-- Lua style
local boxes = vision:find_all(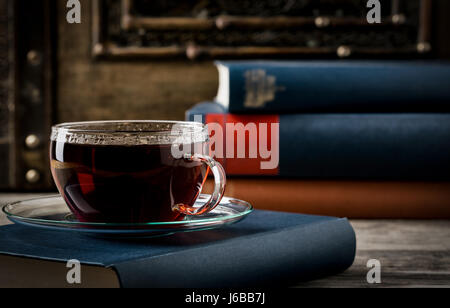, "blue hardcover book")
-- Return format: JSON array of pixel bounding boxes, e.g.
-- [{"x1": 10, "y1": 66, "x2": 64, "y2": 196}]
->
[
  {"x1": 187, "y1": 102, "x2": 450, "y2": 179},
  {"x1": 215, "y1": 61, "x2": 450, "y2": 113},
  {"x1": 0, "y1": 211, "x2": 356, "y2": 288}
]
